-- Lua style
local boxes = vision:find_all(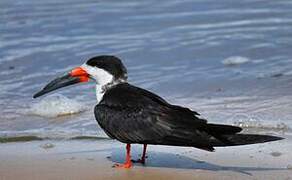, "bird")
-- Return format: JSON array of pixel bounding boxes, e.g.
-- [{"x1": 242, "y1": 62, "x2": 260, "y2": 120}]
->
[{"x1": 33, "y1": 55, "x2": 283, "y2": 168}]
